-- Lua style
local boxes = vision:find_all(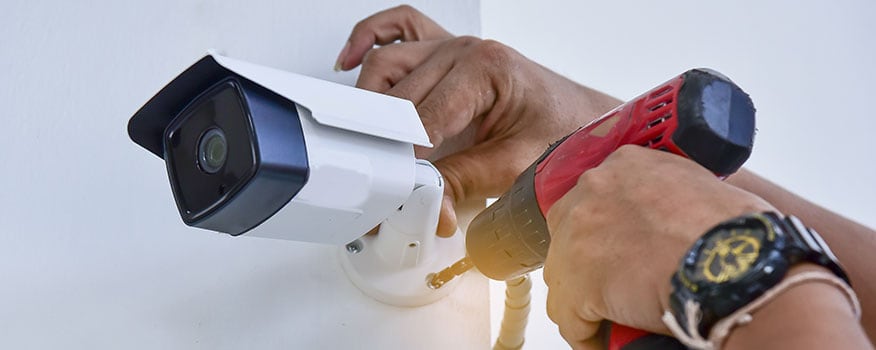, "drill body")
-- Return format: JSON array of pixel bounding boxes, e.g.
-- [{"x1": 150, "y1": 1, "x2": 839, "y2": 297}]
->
[{"x1": 464, "y1": 68, "x2": 756, "y2": 349}]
